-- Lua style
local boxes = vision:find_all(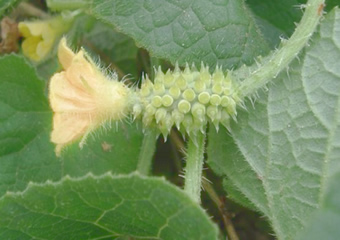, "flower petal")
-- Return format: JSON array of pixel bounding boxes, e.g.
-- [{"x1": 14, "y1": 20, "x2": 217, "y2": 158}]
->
[
  {"x1": 58, "y1": 37, "x2": 75, "y2": 69},
  {"x1": 21, "y1": 37, "x2": 41, "y2": 61},
  {"x1": 18, "y1": 22, "x2": 46, "y2": 37},
  {"x1": 66, "y1": 50, "x2": 108, "y2": 92},
  {"x1": 18, "y1": 17, "x2": 73, "y2": 62},
  {"x1": 49, "y1": 38, "x2": 132, "y2": 156},
  {"x1": 51, "y1": 112, "x2": 91, "y2": 156},
  {"x1": 49, "y1": 72, "x2": 96, "y2": 112}
]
